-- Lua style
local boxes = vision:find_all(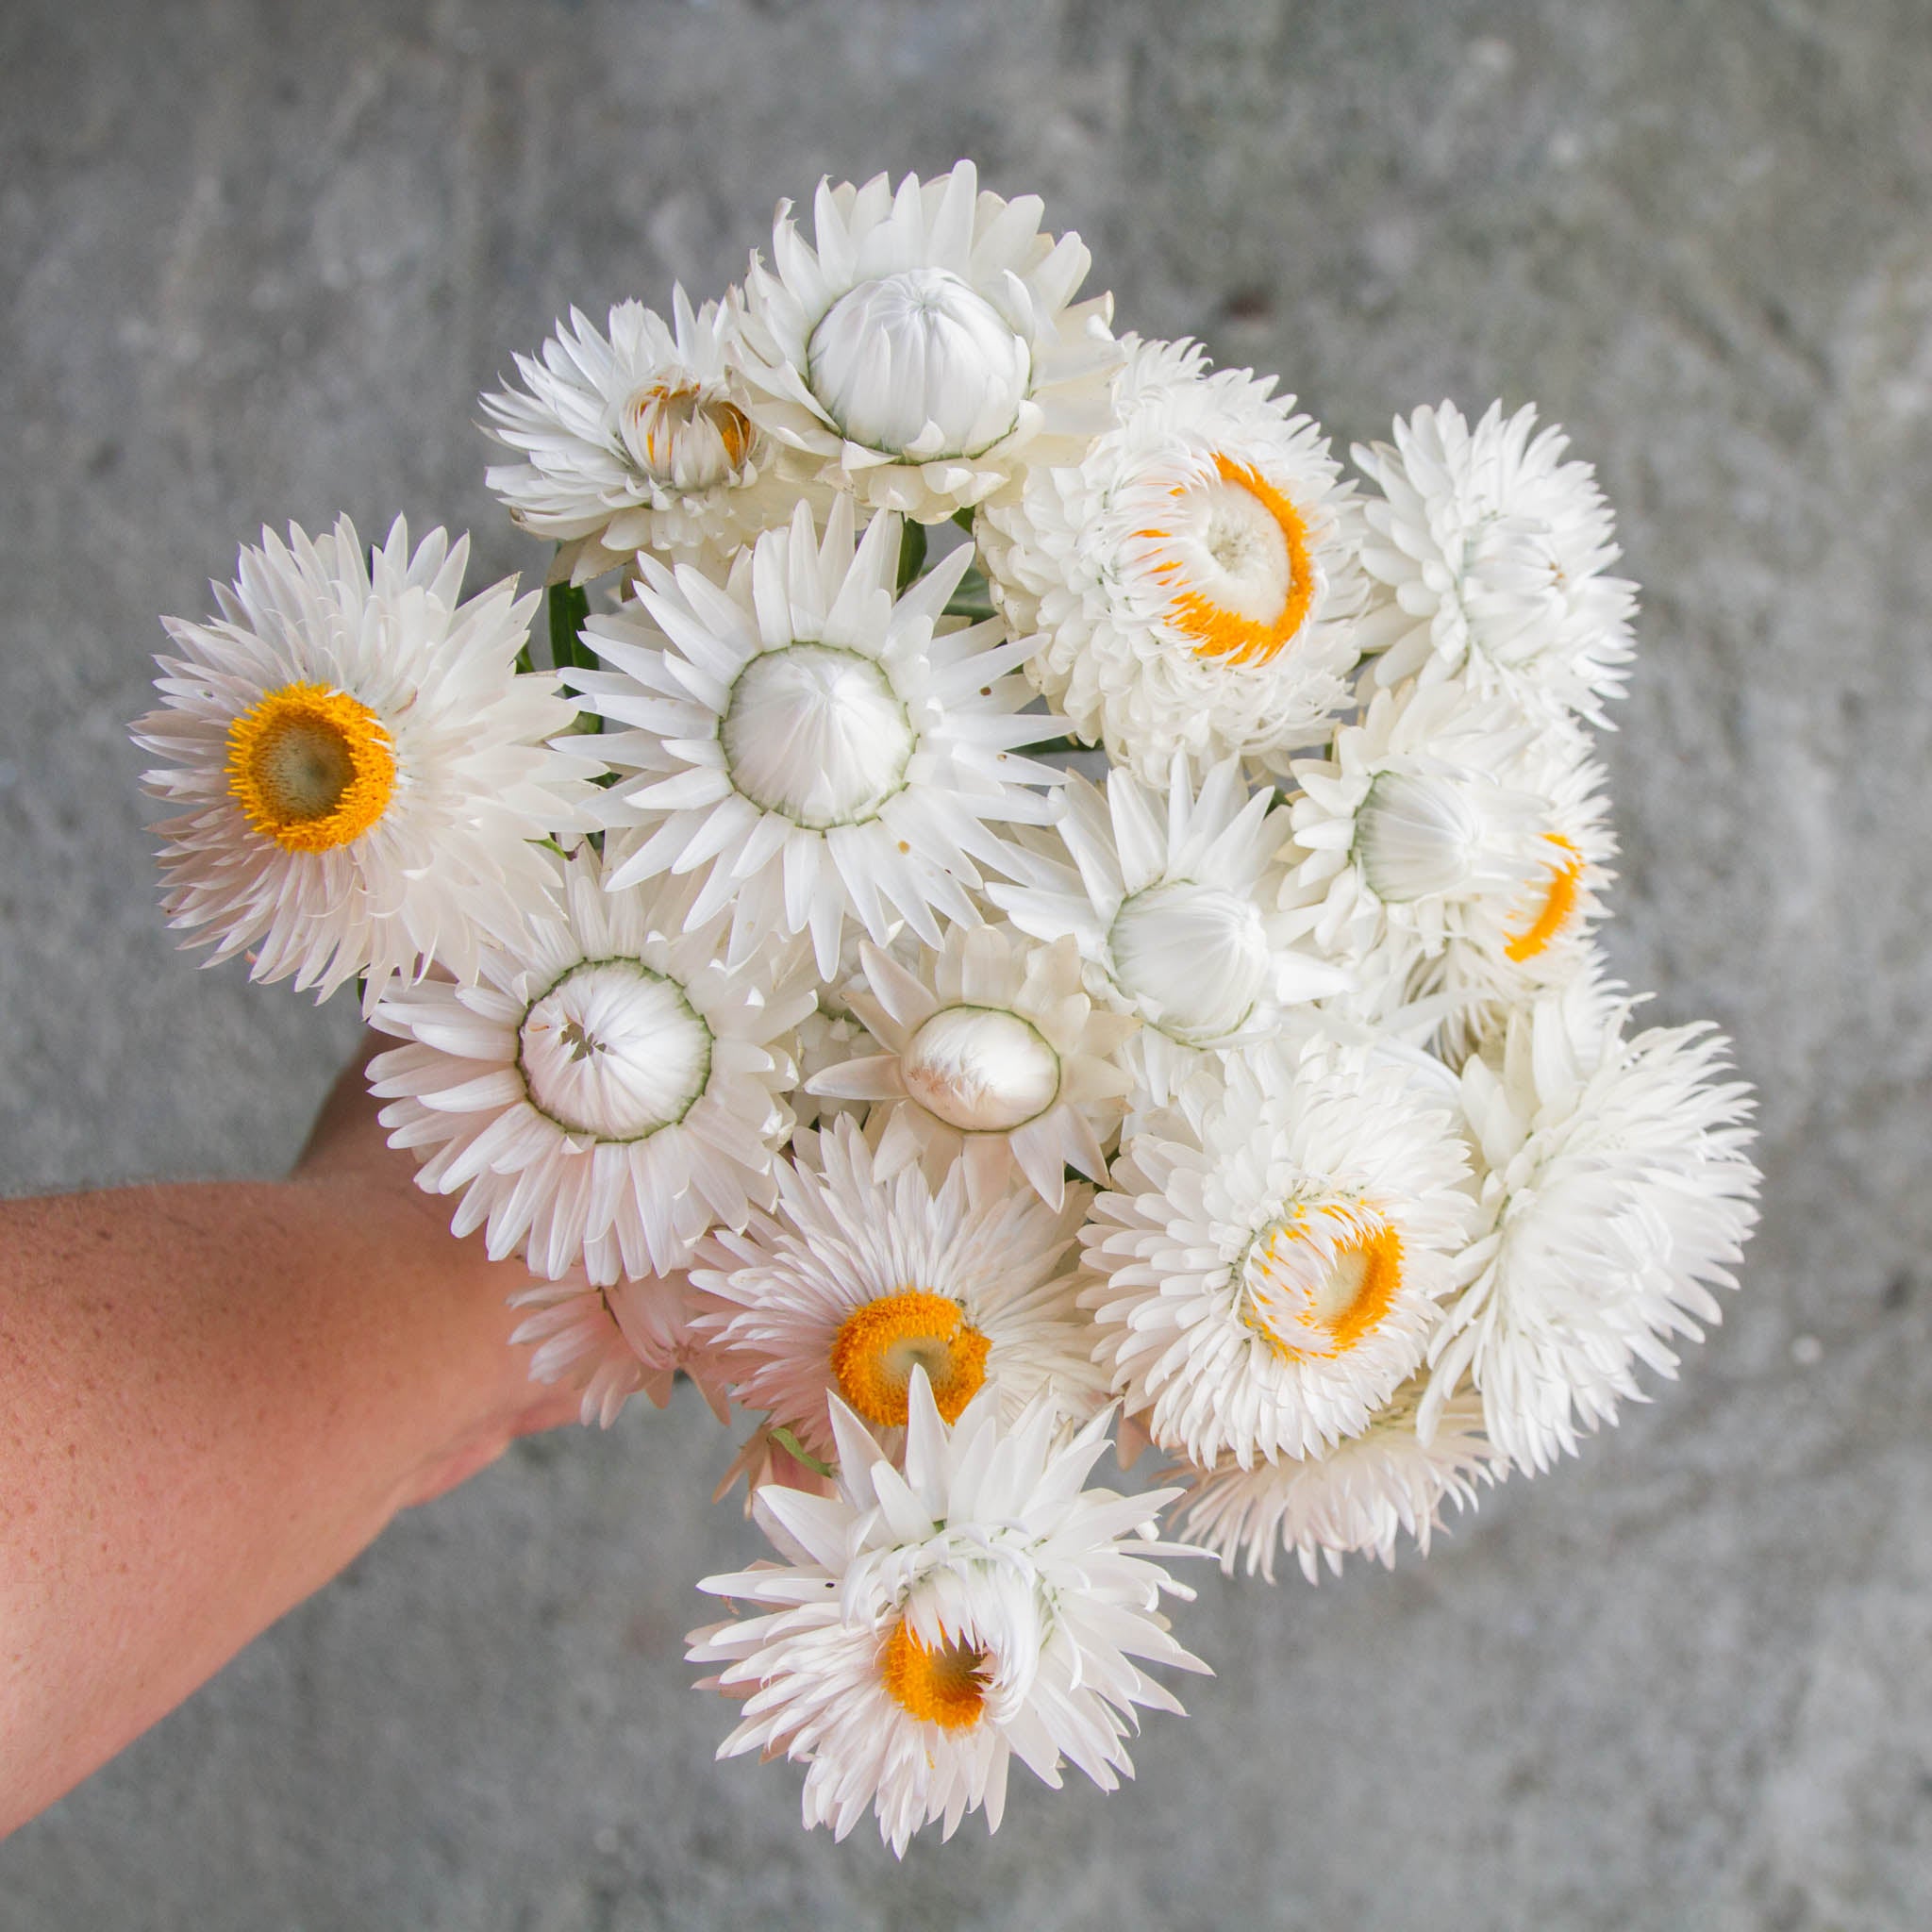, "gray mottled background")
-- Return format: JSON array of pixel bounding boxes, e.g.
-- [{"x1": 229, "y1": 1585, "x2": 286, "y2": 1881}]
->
[{"x1": 4, "y1": 0, "x2": 1929, "y2": 1925}]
